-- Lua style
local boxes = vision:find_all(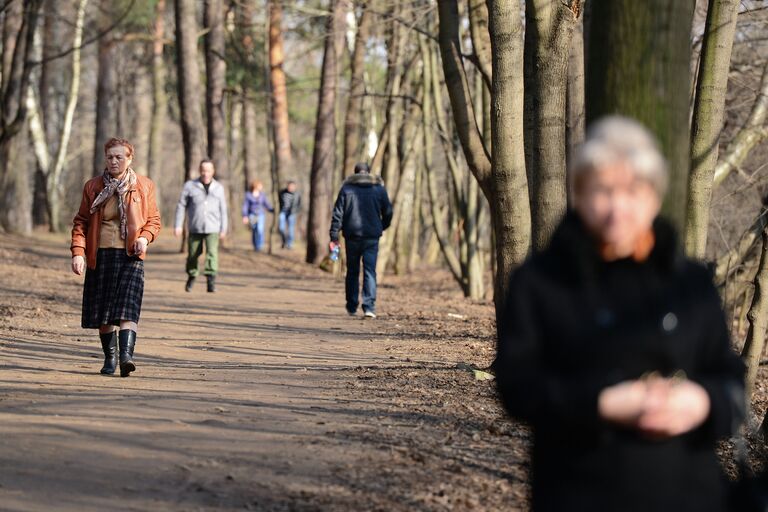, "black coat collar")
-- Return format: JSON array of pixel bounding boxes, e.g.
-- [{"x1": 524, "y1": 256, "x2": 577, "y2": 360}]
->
[{"x1": 544, "y1": 212, "x2": 683, "y2": 285}]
